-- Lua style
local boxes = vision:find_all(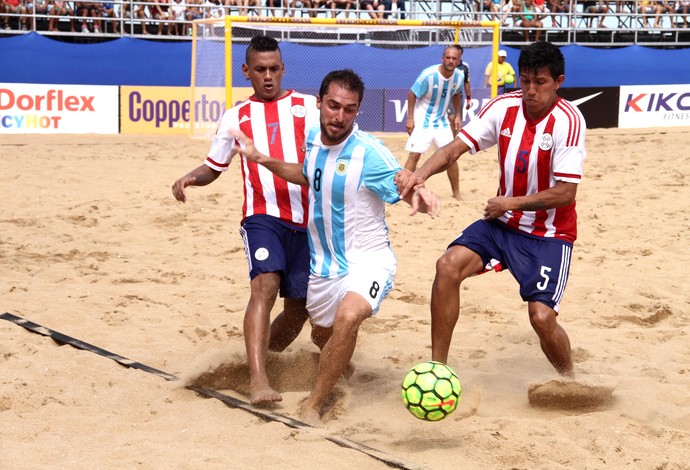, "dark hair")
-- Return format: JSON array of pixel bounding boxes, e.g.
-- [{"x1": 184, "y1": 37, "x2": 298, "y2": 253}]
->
[
  {"x1": 452, "y1": 44, "x2": 464, "y2": 54},
  {"x1": 518, "y1": 41, "x2": 565, "y2": 81},
  {"x1": 245, "y1": 35, "x2": 281, "y2": 64},
  {"x1": 318, "y1": 69, "x2": 365, "y2": 104}
]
